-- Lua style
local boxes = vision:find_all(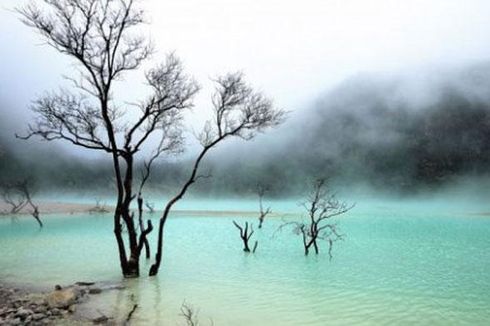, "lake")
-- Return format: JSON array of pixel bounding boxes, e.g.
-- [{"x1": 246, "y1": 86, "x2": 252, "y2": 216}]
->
[{"x1": 0, "y1": 198, "x2": 489, "y2": 325}]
